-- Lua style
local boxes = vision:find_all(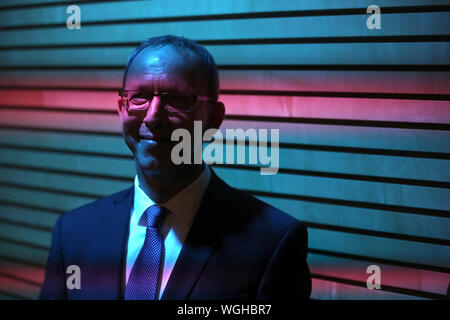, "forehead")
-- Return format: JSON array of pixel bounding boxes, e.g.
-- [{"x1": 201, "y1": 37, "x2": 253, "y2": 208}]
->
[{"x1": 125, "y1": 45, "x2": 208, "y2": 93}]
